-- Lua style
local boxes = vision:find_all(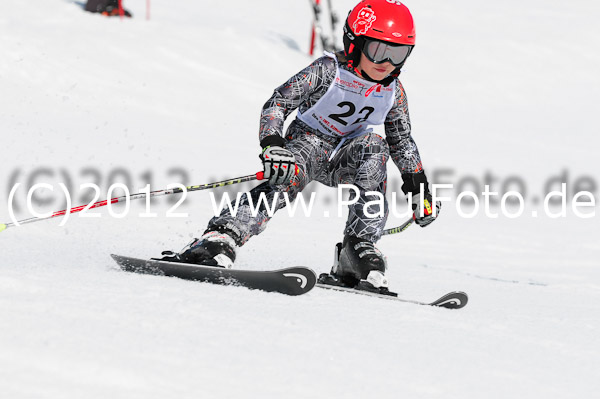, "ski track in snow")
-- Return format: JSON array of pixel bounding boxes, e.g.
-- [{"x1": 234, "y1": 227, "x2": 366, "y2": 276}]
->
[{"x1": 1, "y1": 0, "x2": 599, "y2": 398}]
